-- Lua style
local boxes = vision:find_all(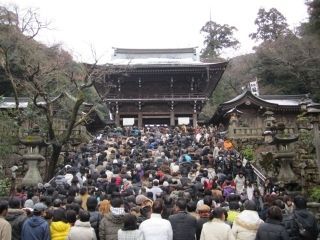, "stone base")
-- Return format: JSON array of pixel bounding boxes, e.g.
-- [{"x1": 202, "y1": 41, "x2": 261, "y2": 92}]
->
[{"x1": 22, "y1": 160, "x2": 43, "y2": 186}]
